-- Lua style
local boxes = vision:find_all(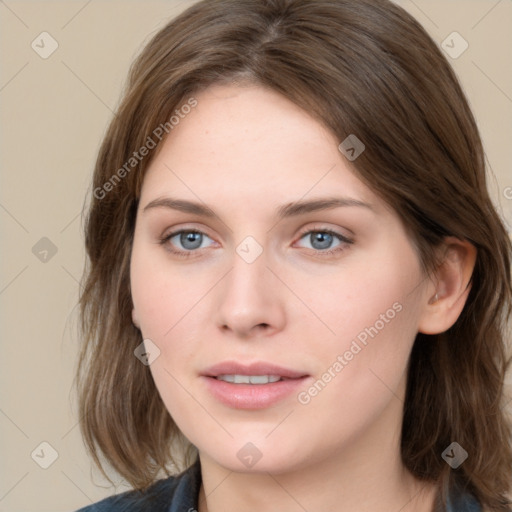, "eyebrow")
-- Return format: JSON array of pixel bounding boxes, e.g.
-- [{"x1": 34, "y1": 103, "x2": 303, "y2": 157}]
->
[
  {"x1": 142, "y1": 196, "x2": 373, "y2": 218},
  {"x1": 276, "y1": 197, "x2": 373, "y2": 217}
]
